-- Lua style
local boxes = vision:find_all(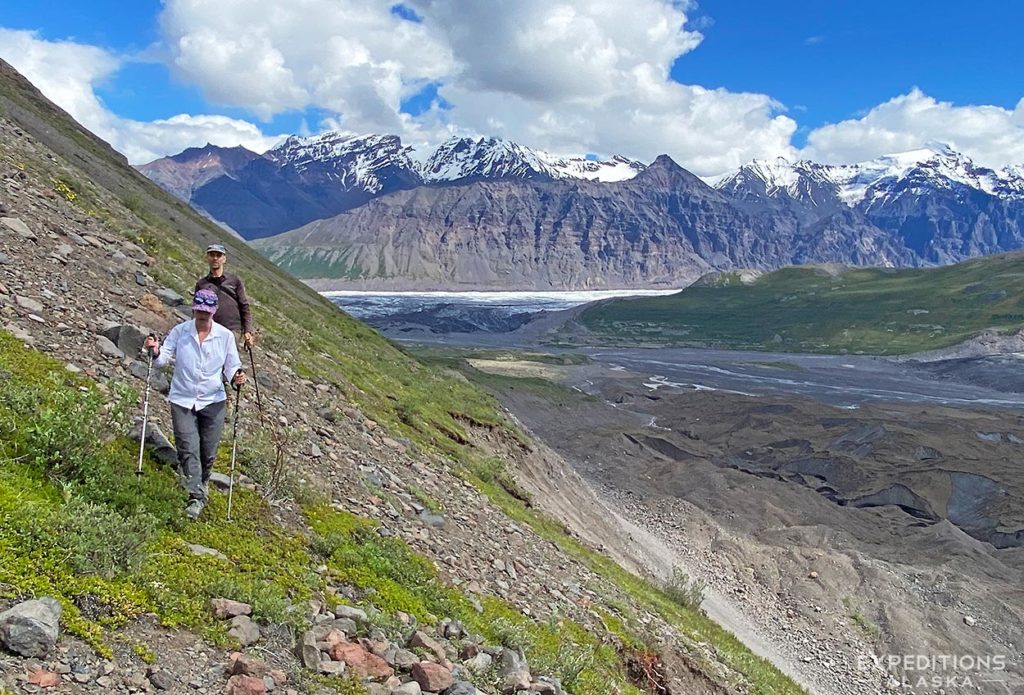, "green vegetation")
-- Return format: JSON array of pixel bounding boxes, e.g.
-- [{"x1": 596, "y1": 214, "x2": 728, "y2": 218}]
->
[
  {"x1": 663, "y1": 567, "x2": 706, "y2": 611},
  {"x1": 410, "y1": 346, "x2": 593, "y2": 407},
  {"x1": 0, "y1": 332, "x2": 639, "y2": 694},
  {"x1": 578, "y1": 256, "x2": 1024, "y2": 354}
]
